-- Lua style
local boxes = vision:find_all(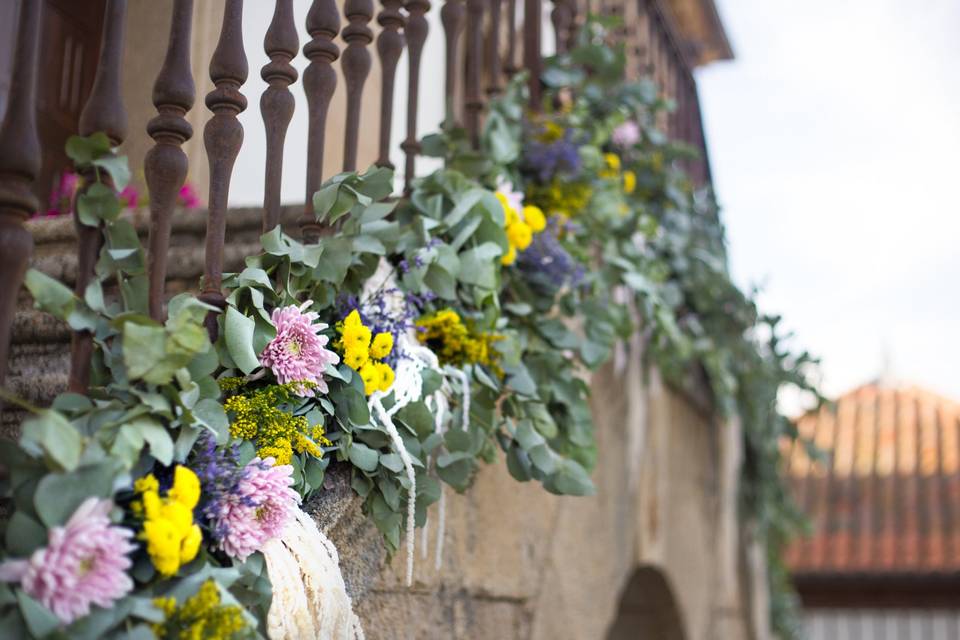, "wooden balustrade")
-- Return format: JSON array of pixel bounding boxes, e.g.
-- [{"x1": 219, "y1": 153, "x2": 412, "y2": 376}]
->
[
  {"x1": 261, "y1": 0, "x2": 299, "y2": 233},
  {"x1": 440, "y1": 0, "x2": 465, "y2": 127},
  {"x1": 341, "y1": 0, "x2": 374, "y2": 172},
  {"x1": 551, "y1": 0, "x2": 574, "y2": 54},
  {"x1": 402, "y1": 0, "x2": 430, "y2": 194},
  {"x1": 486, "y1": 0, "x2": 503, "y2": 98},
  {"x1": 199, "y1": 0, "x2": 248, "y2": 341},
  {"x1": 464, "y1": 0, "x2": 486, "y2": 147},
  {"x1": 301, "y1": 0, "x2": 340, "y2": 241},
  {"x1": 0, "y1": 0, "x2": 42, "y2": 390},
  {"x1": 376, "y1": 0, "x2": 406, "y2": 169},
  {"x1": 145, "y1": 0, "x2": 195, "y2": 321},
  {"x1": 524, "y1": 0, "x2": 543, "y2": 110},
  {"x1": 504, "y1": 0, "x2": 519, "y2": 77},
  {"x1": 70, "y1": 0, "x2": 129, "y2": 393}
]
